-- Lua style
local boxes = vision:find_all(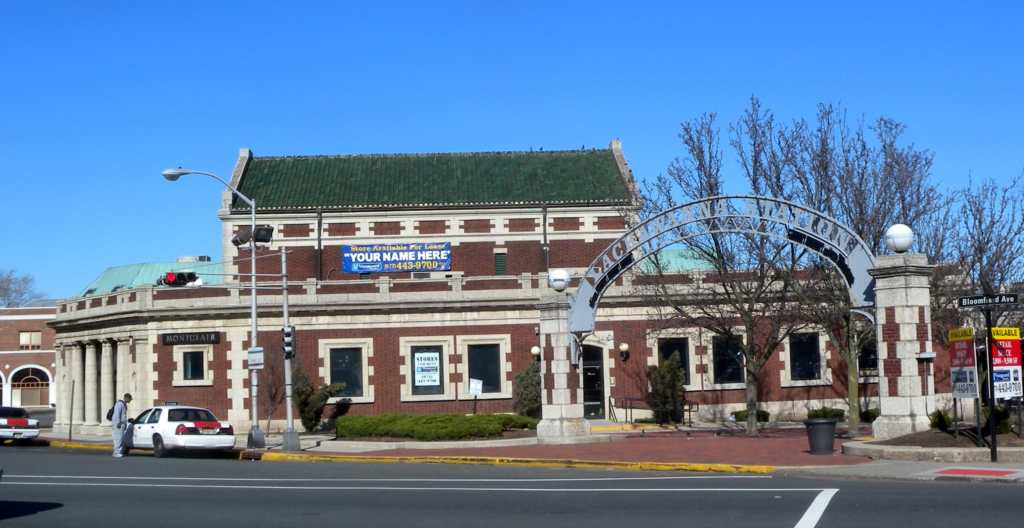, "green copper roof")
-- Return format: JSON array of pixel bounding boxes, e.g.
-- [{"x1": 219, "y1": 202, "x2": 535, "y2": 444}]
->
[
  {"x1": 233, "y1": 148, "x2": 631, "y2": 210},
  {"x1": 79, "y1": 262, "x2": 224, "y2": 296}
]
